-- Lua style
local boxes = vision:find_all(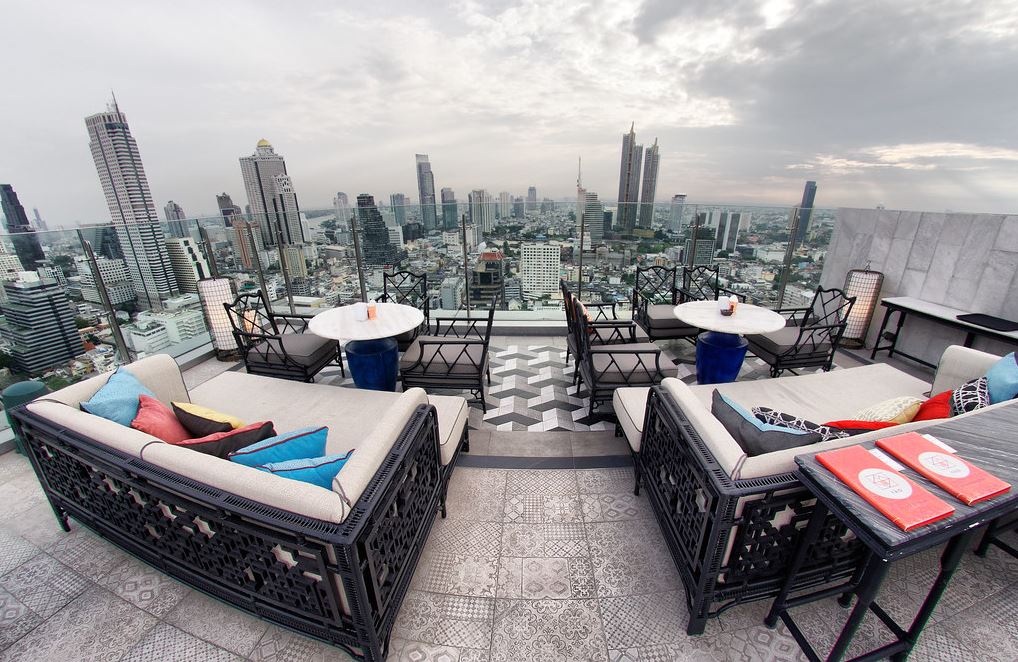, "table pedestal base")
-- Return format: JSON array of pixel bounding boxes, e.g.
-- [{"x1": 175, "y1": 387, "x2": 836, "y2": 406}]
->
[
  {"x1": 695, "y1": 331, "x2": 748, "y2": 384},
  {"x1": 345, "y1": 338, "x2": 399, "y2": 391}
]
